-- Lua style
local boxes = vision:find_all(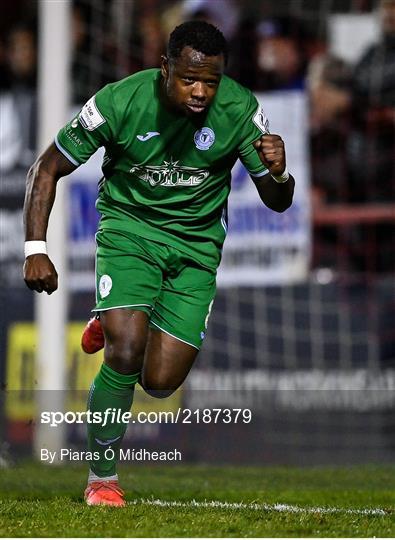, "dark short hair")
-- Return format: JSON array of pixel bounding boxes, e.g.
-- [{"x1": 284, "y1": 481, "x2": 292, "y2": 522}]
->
[{"x1": 167, "y1": 21, "x2": 228, "y2": 64}]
